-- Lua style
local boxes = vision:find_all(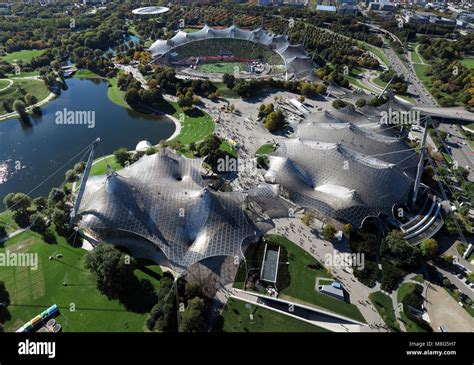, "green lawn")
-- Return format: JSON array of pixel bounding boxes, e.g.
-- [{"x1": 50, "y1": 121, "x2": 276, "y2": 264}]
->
[
  {"x1": 0, "y1": 210, "x2": 19, "y2": 234},
  {"x1": 0, "y1": 79, "x2": 11, "y2": 89},
  {"x1": 166, "y1": 101, "x2": 215, "y2": 144},
  {"x1": 460, "y1": 57, "x2": 474, "y2": 70},
  {"x1": 183, "y1": 28, "x2": 200, "y2": 33},
  {"x1": 0, "y1": 78, "x2": 50, "y2": 116},
  {"x1": 265, "y1": 234, "x2": 366, "y2": 323},
  {"x1": 1, "y1": 49, "x2": 45, "y2": 64},
  {"x1": 397, "y1": 282, "x2": 427, "y2": 332},
  {"x1": 411, "y1": 50, "x2": 422, "y2": 64},
  {"x1": 196, "y1": 62, "x2": 246, "y2": 75},
  {"x1": 0, "y1": 230, "x2": 163, "y2": 332},
  {"x1": 74, "y1": 69, "x2": 101, "y2": 79},
  {"x1": 107, "y1": 76, "x2": 130, "y2": 110},
  {"x1": 255, "y1": 143, "x2": 275, "y2": 156},
  {"x1": 413, "y1": 63, "x2": 432, "y2": 85},
  {"x1": 90, "y1": 156, "x2": 123, "y2": 177},
  {"x1": 369, "y1": 291, "x2": 400, "y2": 332},
  {"x1": 213, "y1": 81, "x2": 239, "y2": 99},
  {"x1": 345, "y1": 69, "x2": 375, "y2": 94},
  {"x1": 221, "y1": 297, "x2": 328, "y2": 332}
]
